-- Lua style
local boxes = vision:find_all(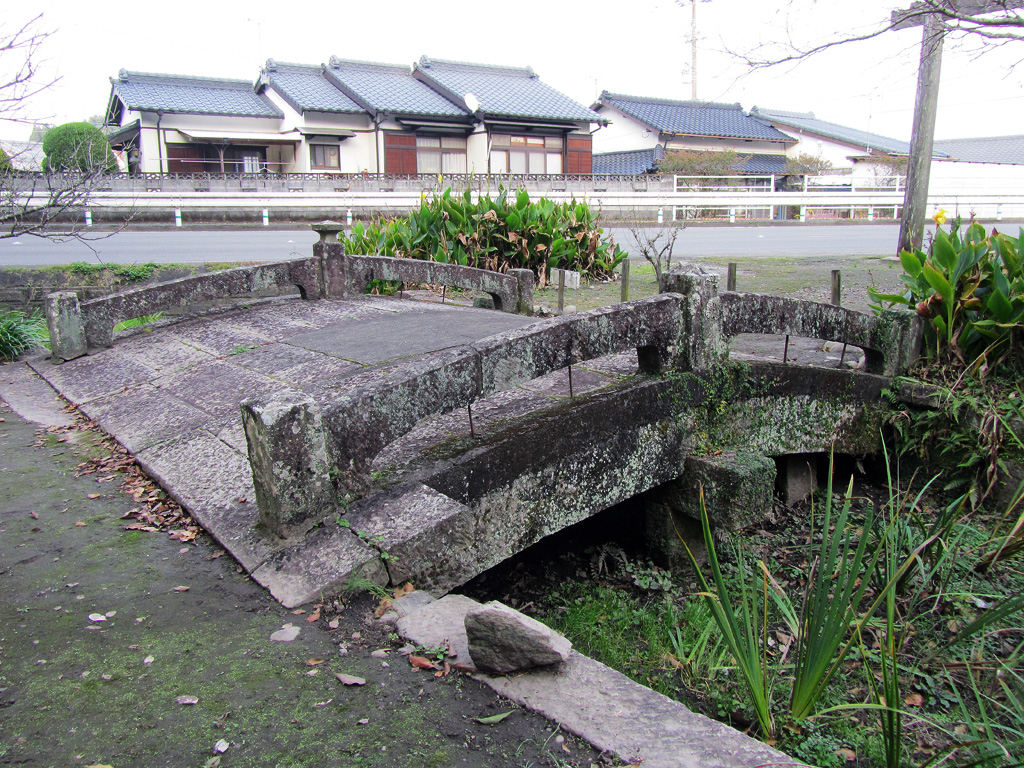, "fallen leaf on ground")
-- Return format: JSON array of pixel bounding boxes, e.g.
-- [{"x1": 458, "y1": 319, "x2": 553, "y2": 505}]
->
[
  {"x1": 306, "y1": 609, "x2": 320, "y2": 622},
  {"x1": 29, "y1": 511, "x2": 38, "y2": 519},
  {"x1": 87, "y1": 494, "x2": 100, "y2": 499},
  {"x1": 328, "y1": 619, "x2": 340, "y2": 629},
  {"x1": 357, "y1": 718, "x2": 369, "y2": 725},
  {"x1": 905, "y1": 693, "x2": 924, "y2": 707},
  {"x1": 305, "y1": 658, "x2": 325, "y2": 666},
  {"x1": 203, "y1": 758, "x2": 221, "y2": 768},
  {"x1": 213, "y1": 739, "x2": 229, "y2": 753},
  {"x1": 393, "y1": 582, "x2": 415, "y2": 599},
  {"x1": 172, "y1": 586, "x2": 189, "y2": 592},
  {"x1": 409, "y1": 655, "x2": 438, "y2": 671},
  {"x1": 87, "y1": 614, "x2": 106, "y2": 622},
  {"x1": 475, "y1": 711, "x2": 513, "y2": 725},
  {"x1": 143, "y1": 655, "x2": 154, "y2": 664},
  {"x1": 75, "y1": 521, "x2": 86, "y2": 526},
  {"x1": 291, "y1": 609, "x2": 306, "y2": 615},
  {"x1": 270, "y1": 624, "x2": 300, "y2": 642},
  {"x1": 177, "y1": 695, "x2": 199, "y2": 705},
  {"x1": 838, "y1": 748, "x2": 857, "y2": 762},
  {"x1": 335, "y1": 673, "x2": 366, "y2": 686}
]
